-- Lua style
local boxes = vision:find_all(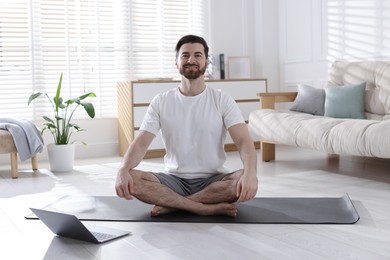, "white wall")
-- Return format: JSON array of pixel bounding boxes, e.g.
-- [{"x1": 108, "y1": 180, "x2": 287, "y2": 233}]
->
[
  {"x1": 256, "y1": 0, "x2": 280, "y2": 90},
  {"x1": 208, "y1": 0, "x2": 280, "y2": 88},
  {"x1": 278, "y1": 0, "x2": 329, "y2": 92}
]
